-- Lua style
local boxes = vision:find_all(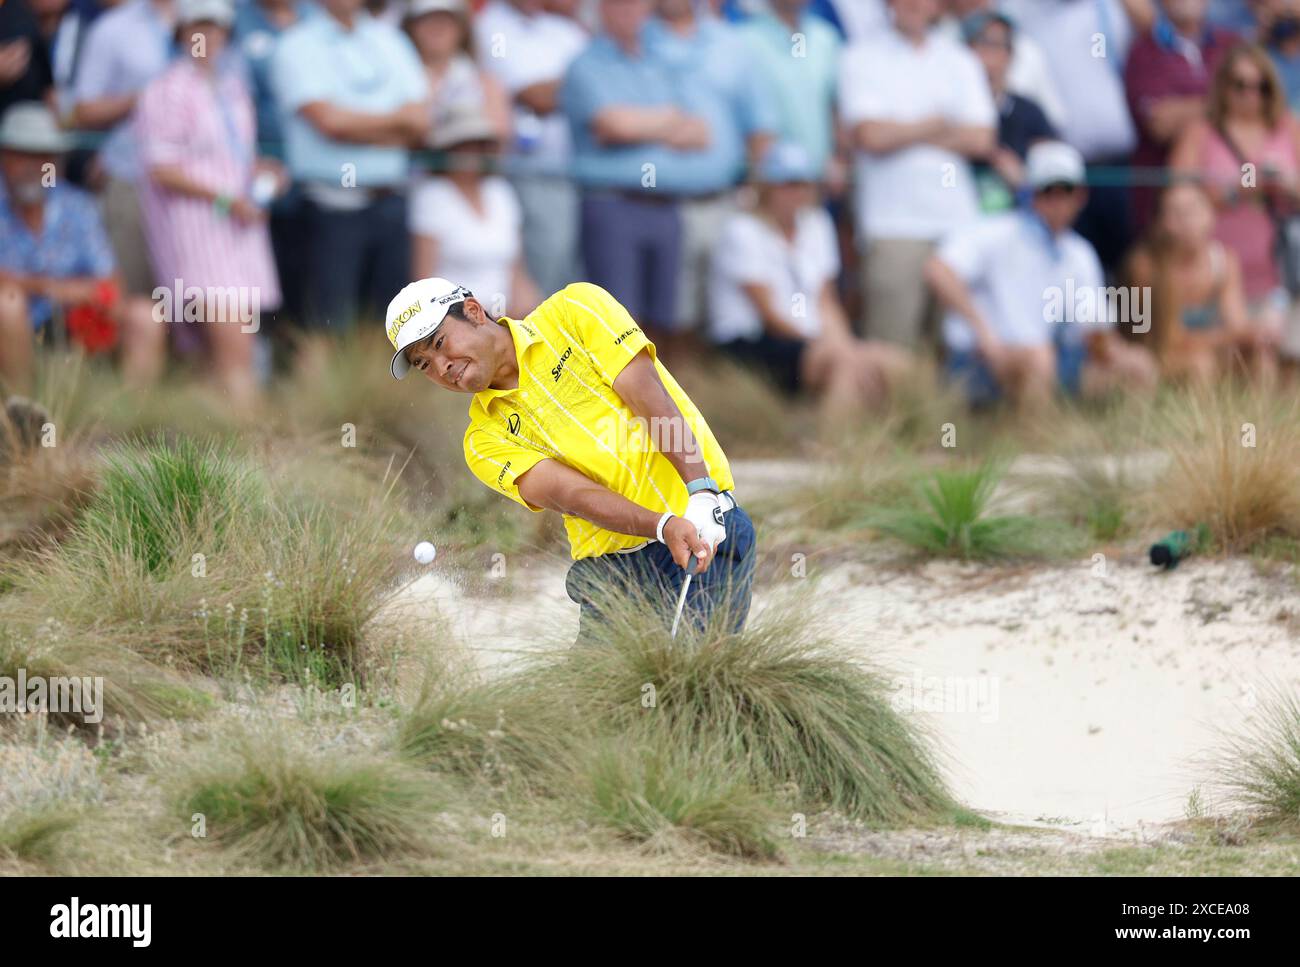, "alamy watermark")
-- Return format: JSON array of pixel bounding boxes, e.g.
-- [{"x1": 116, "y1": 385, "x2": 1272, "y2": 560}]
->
[
  {"x1": 151, "y1": 279, "x2": 261, "y2": 333},
  {"x1": 1043, "y1": 281, "x2": 1150, "y2": 334},
  {"x1": 891, "y1": 671, "x2": 1000, "y2": 724},
  {"x1": 1, "y1": 669, "x2": 104, "y2": 725}
]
